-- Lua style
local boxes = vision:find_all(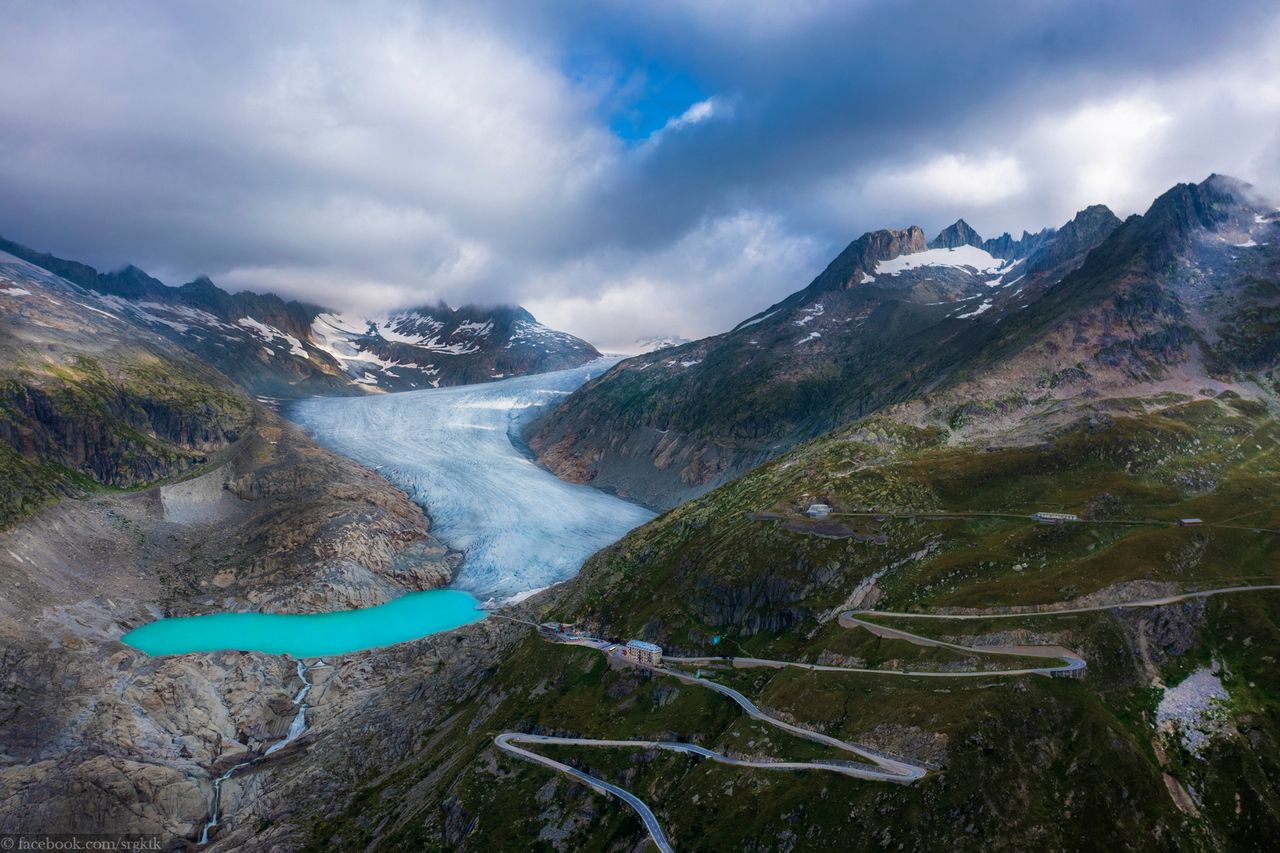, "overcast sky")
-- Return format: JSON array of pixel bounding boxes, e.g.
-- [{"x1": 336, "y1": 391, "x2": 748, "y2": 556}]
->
[{"x1": 2, "y1": 1, "x2": 1279, "y2": 350}]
